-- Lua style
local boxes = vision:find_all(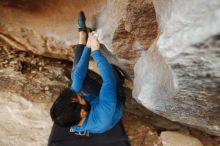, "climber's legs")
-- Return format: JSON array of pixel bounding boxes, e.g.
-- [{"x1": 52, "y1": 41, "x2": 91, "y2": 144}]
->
[
  {"x1": 72, "y1": 31, "x2": 87, "y2": 69},
  {"x1": 72, "y1": 10, "x2": 87, "y2": 68}
]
